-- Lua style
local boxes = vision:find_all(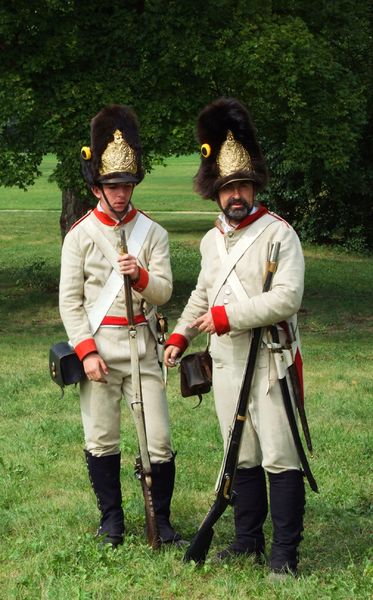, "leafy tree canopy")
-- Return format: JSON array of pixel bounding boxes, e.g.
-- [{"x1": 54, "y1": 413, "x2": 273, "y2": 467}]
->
[{"x1": 0, "y1": 0, "x2": 371, "y2": 247}]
